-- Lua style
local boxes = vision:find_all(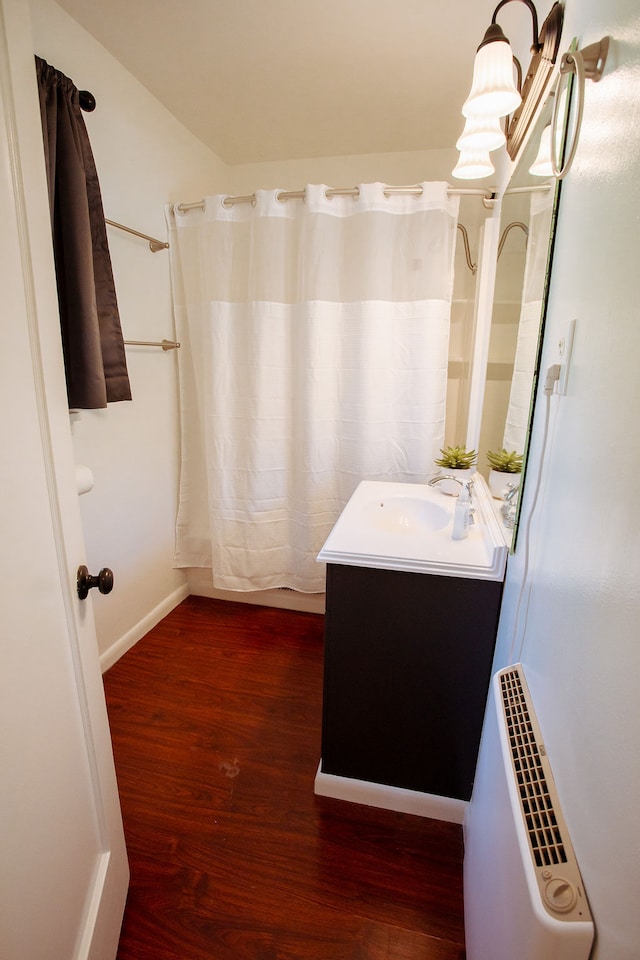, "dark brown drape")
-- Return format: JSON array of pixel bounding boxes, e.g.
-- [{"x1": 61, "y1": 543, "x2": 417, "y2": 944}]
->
[{"x1": 35, "y1": 56, "x2": 131, "y2": 409}]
